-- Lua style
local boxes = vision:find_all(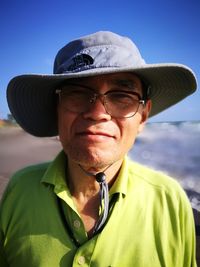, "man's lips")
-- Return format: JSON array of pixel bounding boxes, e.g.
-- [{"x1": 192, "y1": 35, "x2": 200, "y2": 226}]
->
[{"x1": 76, "y1": 130, "x2": 115, "y2": 139}]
